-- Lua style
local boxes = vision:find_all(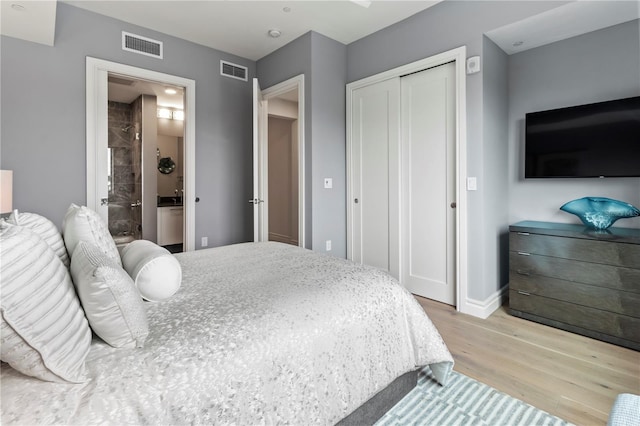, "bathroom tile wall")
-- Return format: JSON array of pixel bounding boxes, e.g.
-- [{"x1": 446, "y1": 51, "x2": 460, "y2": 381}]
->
[
  {"x1": 130, "y1": 96, "x2": 143, "y2": 239},
  {"x1": 107, "y1": 100, "x2": 137, "y2": 237}
]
